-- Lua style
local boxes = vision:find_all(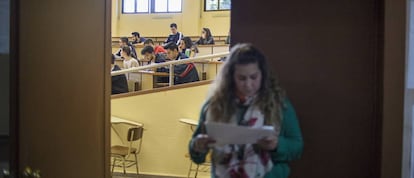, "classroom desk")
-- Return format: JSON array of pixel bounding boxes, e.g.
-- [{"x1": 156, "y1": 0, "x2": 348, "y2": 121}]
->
[
  {"x1": 112, "y1": 61, "x2": 222, "y2": 91},
  {"x1": 111, "y1": 116, "x2": 143, "y2": 126},
  {"x1": 111, "y1": 116, "x2": 143, "y2": 145},
  {"x1": 179, "y1": 118, "x2": 198, "y2": 131}
]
